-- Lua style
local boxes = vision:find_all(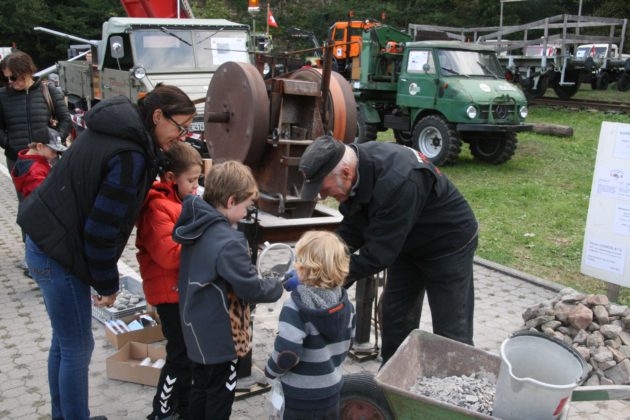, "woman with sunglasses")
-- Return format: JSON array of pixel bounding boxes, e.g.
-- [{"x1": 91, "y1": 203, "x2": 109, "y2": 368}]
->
[
  {"x1": 0, "y1": 50, "x2": 71, "y2": 176},
  {"x1": 17, "y1": 83, "x2": 196, "y2": 420},
  {"x1": 0, "y1": 51, "x2": 72, "y2": 271}
]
